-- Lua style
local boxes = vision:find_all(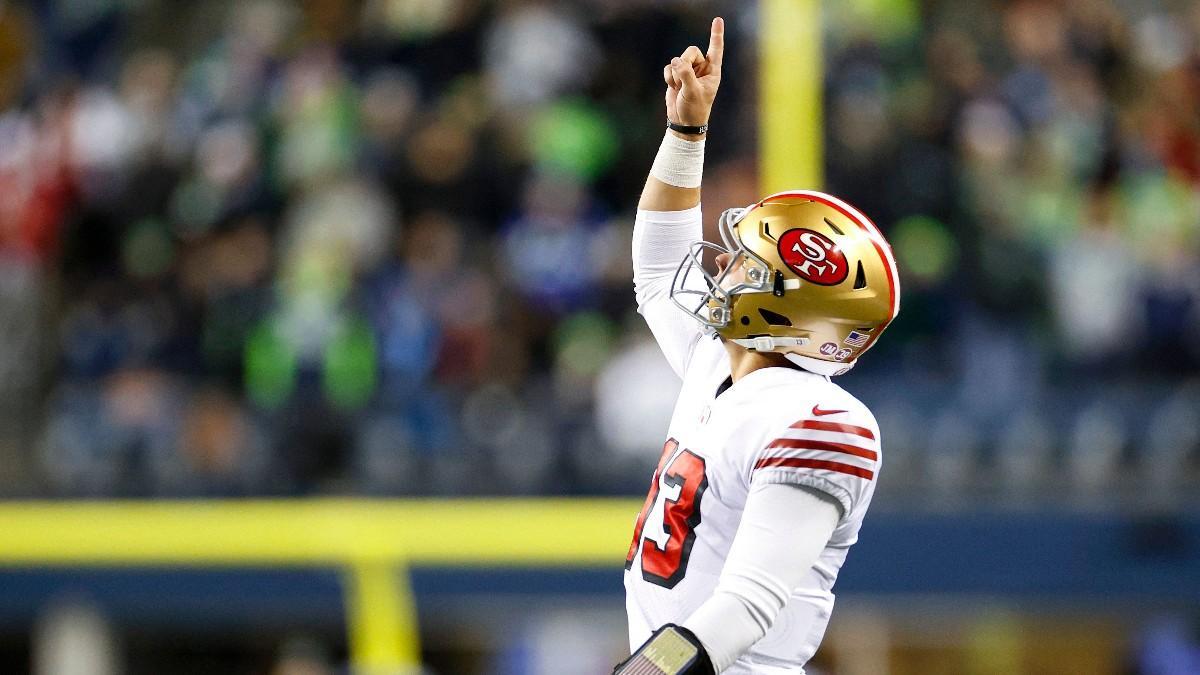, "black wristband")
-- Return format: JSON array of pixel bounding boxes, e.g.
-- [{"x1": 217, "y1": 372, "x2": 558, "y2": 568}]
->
[{"x1": 667, "y1": 120, "x2": 708, "y2": 135}]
